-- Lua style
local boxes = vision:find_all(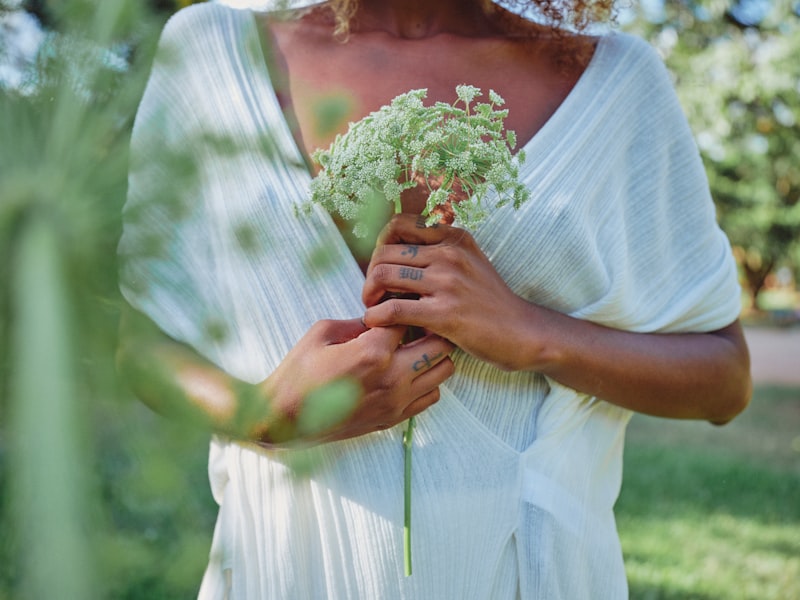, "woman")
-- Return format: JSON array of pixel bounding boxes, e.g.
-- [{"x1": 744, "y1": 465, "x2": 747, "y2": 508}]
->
[{"x1": 118, "y1": 0, "x2": 752, "y2": 597}]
